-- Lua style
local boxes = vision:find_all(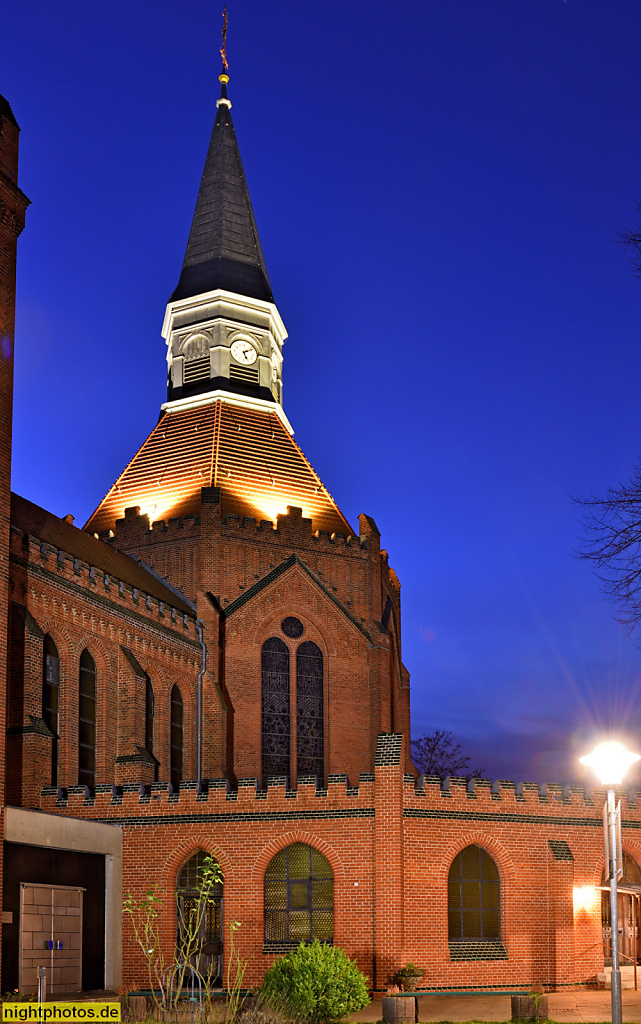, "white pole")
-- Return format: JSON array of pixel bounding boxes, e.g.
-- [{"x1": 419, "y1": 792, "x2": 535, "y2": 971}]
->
[{"x1": 609, "y1": 788, "x2": 622, "y2": 1024}]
